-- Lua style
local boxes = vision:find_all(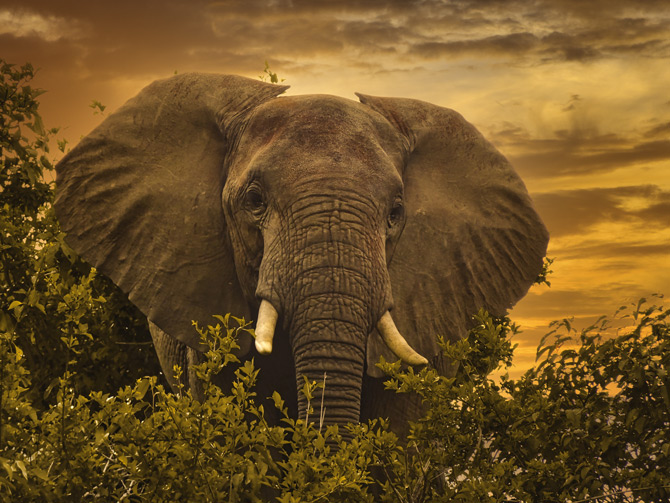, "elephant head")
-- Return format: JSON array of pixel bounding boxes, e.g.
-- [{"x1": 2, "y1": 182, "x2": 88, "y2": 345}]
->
[{"x1": 55, "y1": 73, "x2": 548, "y2": 429}]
